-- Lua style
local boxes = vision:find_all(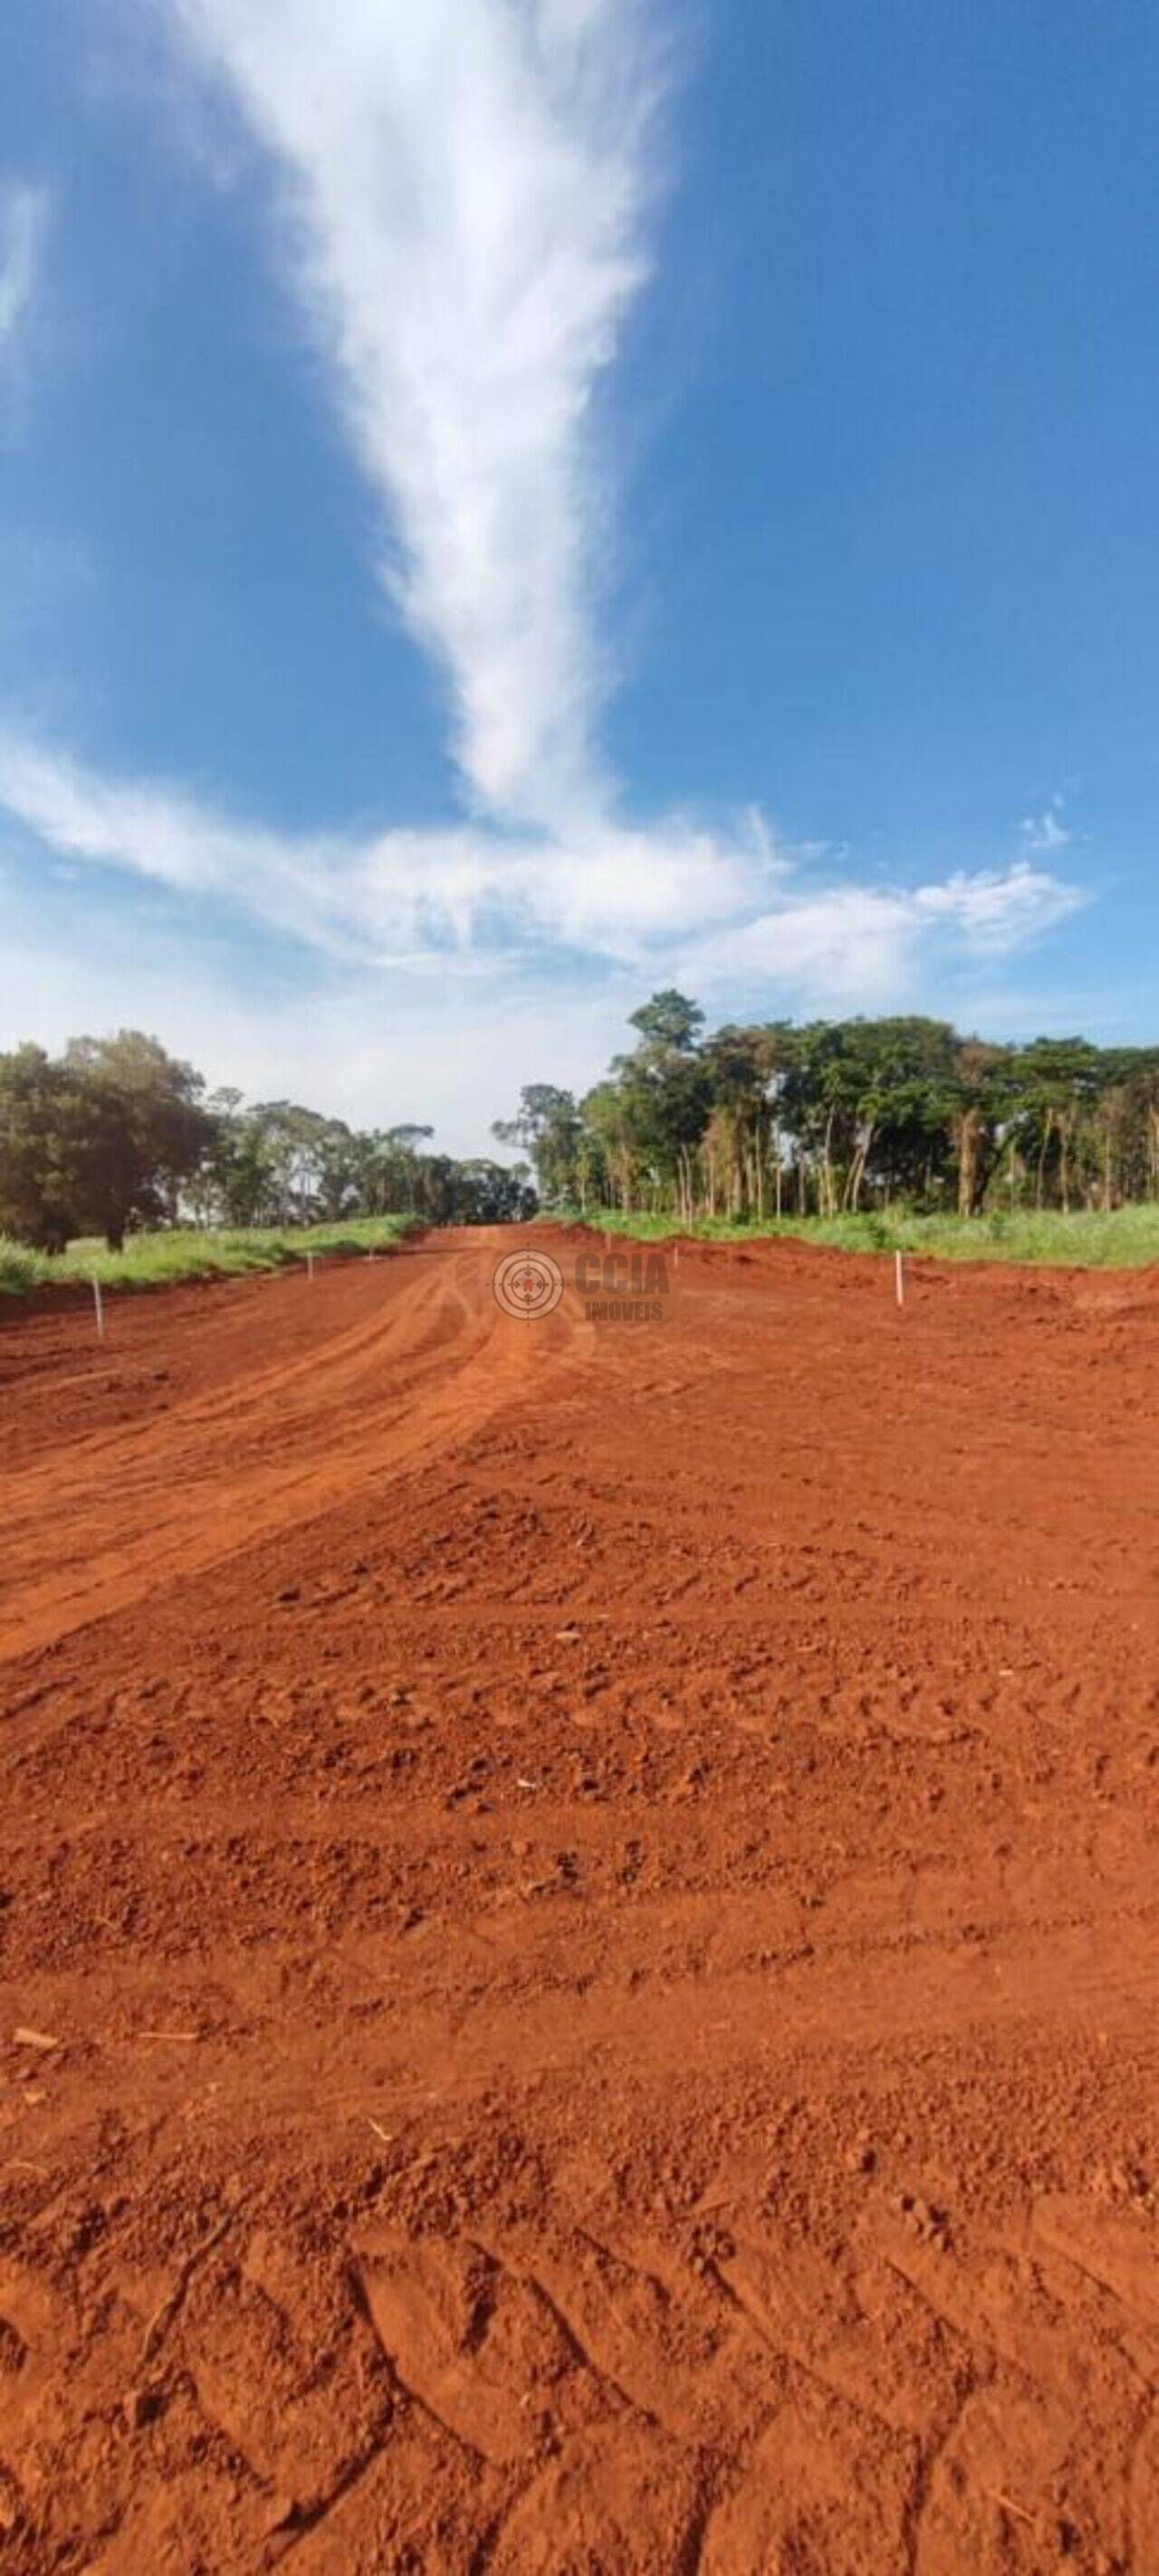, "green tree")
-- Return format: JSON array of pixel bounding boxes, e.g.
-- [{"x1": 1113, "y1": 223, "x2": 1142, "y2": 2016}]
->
[
  {"x1": 627, "y1": 990, "x2": 704, "y2": 1054},
  {"x1": 0, "y1": 1044, "x2": 80, "y2": 1251},
  {"x1": 1013, "y1": 1039, "x2": 1106, "y2": 1213},
  {"x1": 610, "y1": 992, "x2": 711, "y2": 1222},
  {"x1": 492, "y1": 1086, "x2": 584, "y2": 1206},
  {"x1": 62, "y1": 1033, "x2": 211, "y2": 1248}
]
